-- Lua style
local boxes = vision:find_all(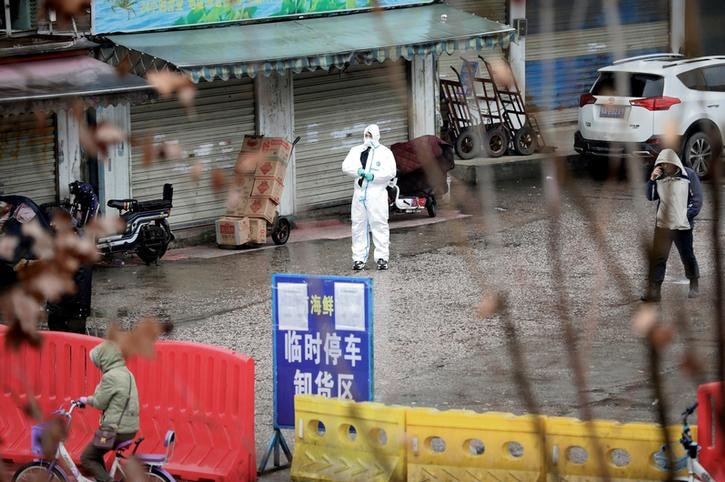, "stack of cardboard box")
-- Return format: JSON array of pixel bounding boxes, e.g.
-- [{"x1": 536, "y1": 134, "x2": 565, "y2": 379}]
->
[{"x1": 215, "y1": 135, "x2": 292, "y2": 248}]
